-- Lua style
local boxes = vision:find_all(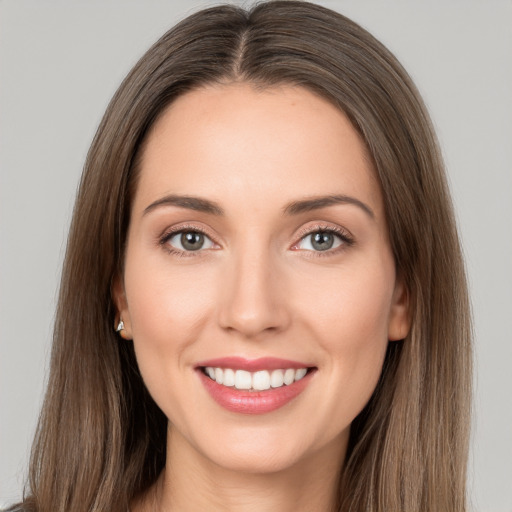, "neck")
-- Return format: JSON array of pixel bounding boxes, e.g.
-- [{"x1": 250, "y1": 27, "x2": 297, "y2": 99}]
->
[{"x1": 134, "y1": 424, "x2": 346, "y2": 512}]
